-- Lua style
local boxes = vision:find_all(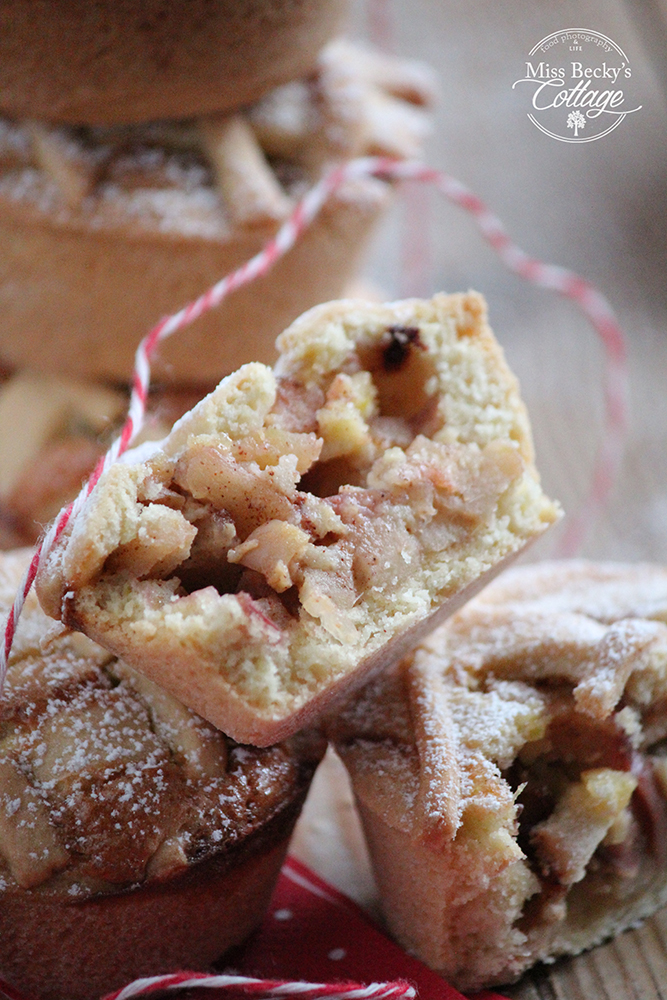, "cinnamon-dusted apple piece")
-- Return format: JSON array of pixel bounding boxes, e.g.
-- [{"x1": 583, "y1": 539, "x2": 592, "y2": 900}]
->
[
  {"x1": 37, "y1": 293, "x2": 559, "y2": 745},
  {"x1": 330, "y1": 561, "x2": 667, "y2": 991}
]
